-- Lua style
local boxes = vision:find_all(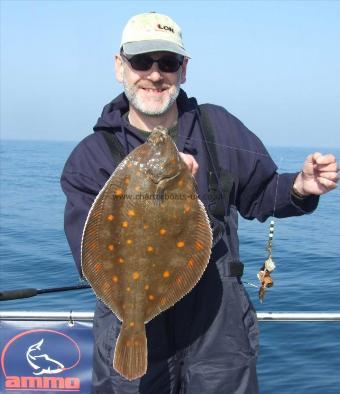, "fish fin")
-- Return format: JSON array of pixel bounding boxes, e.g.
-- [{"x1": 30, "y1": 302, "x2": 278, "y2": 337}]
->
[{"x1": 113, "y1": 323, "x2": 147, "y2": 381}]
